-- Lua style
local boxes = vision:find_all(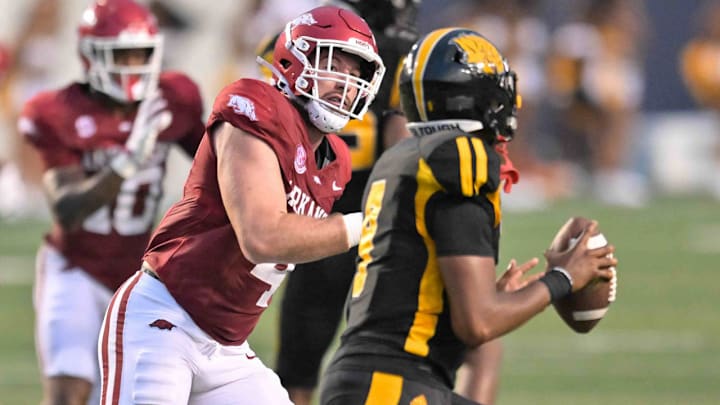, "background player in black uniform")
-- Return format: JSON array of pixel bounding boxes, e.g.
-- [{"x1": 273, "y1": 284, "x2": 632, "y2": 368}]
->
[
  {"x1": 319, "y1": 27, "x2": 617, "y2": 405},
  {"x1": 274, "y1": 2, "x2": 419, "y2": 404}
]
